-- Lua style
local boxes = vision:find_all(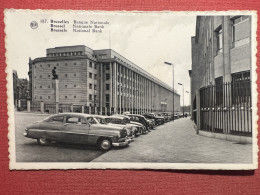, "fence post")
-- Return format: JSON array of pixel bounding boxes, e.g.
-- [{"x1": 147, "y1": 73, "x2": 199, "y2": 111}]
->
[
  {"x1": 40, "y1": 101, "x2": 44, "y2": 114},
  {"x1": 70, "y1": 104, "x2": 73, "y2": 112},
  {"x1": 18, "y1": 99, "x2": 21, "y2": 108},
  {"x1": 27, "y1": 100, "x2": 30, "y2": 112},
  {"x1": 196, "y1": 89, "x2": 201, "y2": 134},
  {"x1": 56, "y1": 102, "x2": 59, "y2": 114},
  {"x1": 81, "y1": 105, "x2": 84, "y2": 113}
]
